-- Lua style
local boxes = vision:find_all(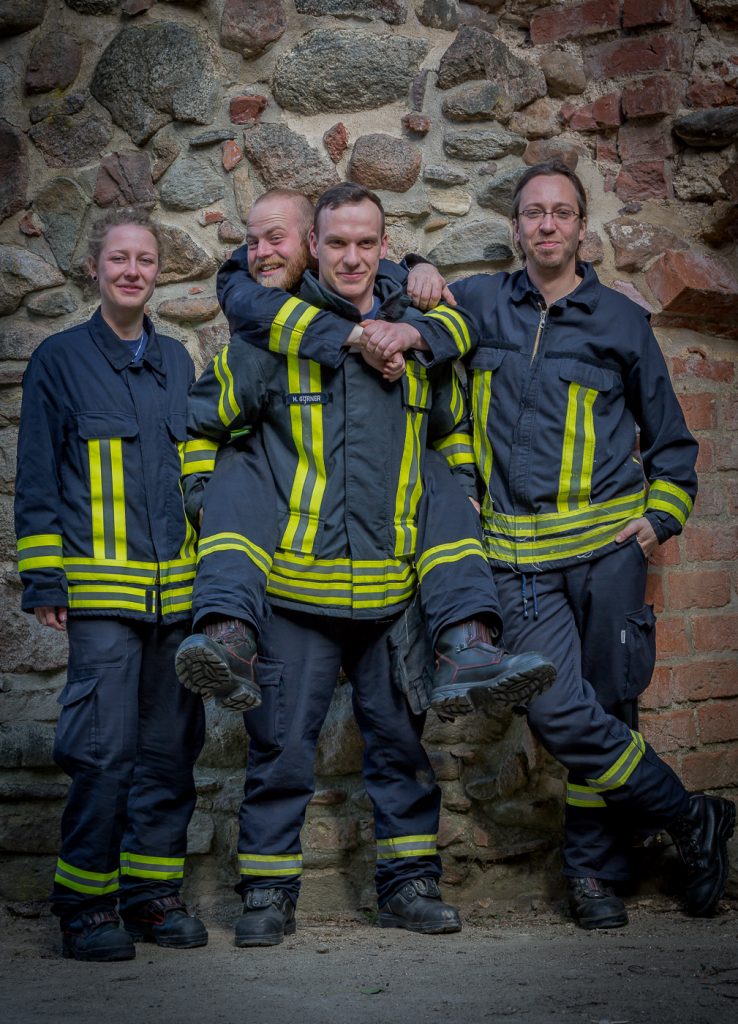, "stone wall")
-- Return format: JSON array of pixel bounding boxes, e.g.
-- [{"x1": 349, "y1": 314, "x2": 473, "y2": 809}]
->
[{"x1": 1, "y1": 0, "x2": 736, "y2": 917}]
